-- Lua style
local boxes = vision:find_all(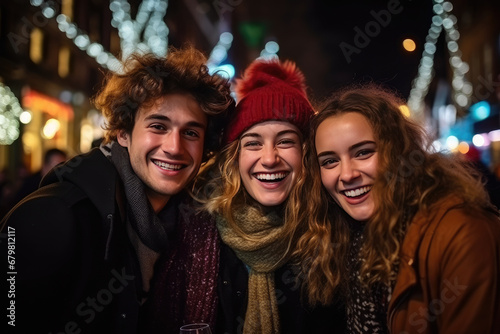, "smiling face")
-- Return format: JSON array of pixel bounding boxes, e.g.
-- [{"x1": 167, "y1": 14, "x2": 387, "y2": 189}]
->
[
  {"x1": 315, "y1": 112, "x2": 378, "y2": 222},
  {"x1": 238, "y1": 121, "x2": 303, "y2": 207},
  {"x1": 117, "y1": 92, "x2": 207, "y2": 212}
]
